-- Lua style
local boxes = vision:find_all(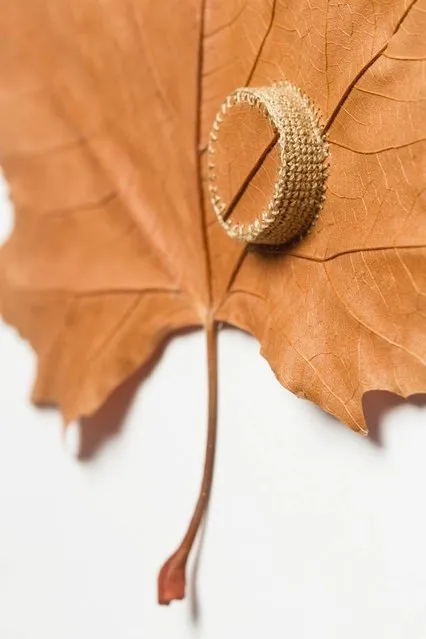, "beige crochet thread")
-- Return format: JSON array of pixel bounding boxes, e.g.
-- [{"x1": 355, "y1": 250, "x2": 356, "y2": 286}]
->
[{"x1": 208, "y1": 82, "x2": 329, "y2": 245}]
